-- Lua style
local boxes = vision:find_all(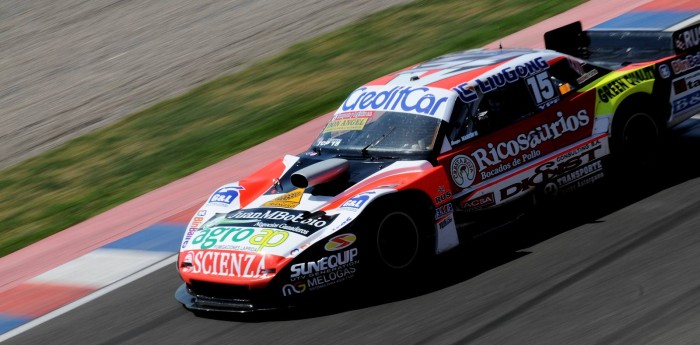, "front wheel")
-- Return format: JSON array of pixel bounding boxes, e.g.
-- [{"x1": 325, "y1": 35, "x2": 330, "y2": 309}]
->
[
  {"x1": 359, "y1": 199, "x2": 431, "y2": 280},
  {"x1": 375, "y1": 210, "x2": 421, "y2": 270}
]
